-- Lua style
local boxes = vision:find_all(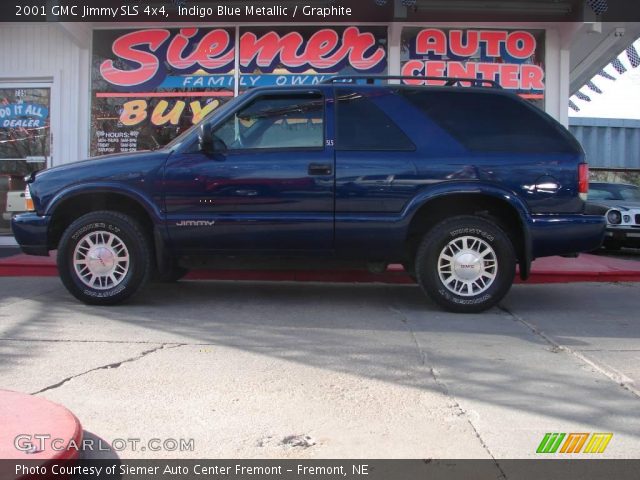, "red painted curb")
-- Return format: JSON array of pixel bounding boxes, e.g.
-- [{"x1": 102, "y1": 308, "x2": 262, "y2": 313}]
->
[
  {"x1": 519, "y1": 272, "x2": 640, "y2": 284},
  {"x1": 0, "y1": 390, "x2": 82, "y2": 479},
  {"x1": 0, "y1": 253, "x2": 639, "y2": 284}
]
